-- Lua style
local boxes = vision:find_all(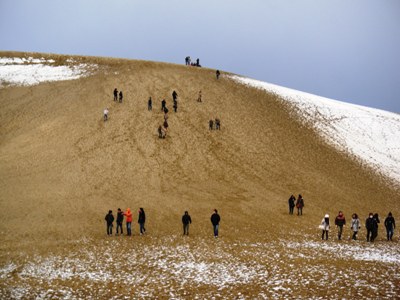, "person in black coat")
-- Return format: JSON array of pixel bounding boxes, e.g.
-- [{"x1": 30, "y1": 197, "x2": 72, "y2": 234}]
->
[
  {"x1": 113, "y1": 88, "x2": 118, "y2": 101},
  {"x1": 172, "y1": 90, "x2": 178, "y2": 101},
  {"x1": 288, "y1": 195, "x2": 295, "y2": 215},
  {"x1": 216, "y1": 70, "x2": 220, "y2": 79},
  {"x1": 384, "y1": 212, "x2": 396, "y2": 241},
  {"x1": 138, "y1": 208, "x2": 146, "y2": 235},
  {"x1": 211, "y1": 209, "x2": 221, "y2": 237},
  {"x1": 366, "y1": 213, "x2": 378, "y2": 242},
  {"x1": 371, "y1": 213, "x2": 380, "y2": 241},
  {"x1": 105, "y1": 210, "x2": 114, "y2": 236},
  {"x1": 148, "y1": 97, "x2": 152, "y2": 111},
  {"x1": 161, "y1": 99, "x2": 166, "y2": 112},
  {"x1": 182, "y1": 211, "x2": 192, "y2": 235},
  {"x1": 119, "y1": 91, "x2": 123, "y2": 103},
  {"x1": 116, "y1": 208, "x2": 124, "y2": 235}
]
